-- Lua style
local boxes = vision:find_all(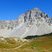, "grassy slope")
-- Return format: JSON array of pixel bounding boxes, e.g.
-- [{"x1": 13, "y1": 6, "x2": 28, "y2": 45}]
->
[
  {"x1": 0, "y1": 34, "x2": 52, "y2": 52},
  {"x1": 0, "y1": 37, "x2": 24, "y2": 48}
]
